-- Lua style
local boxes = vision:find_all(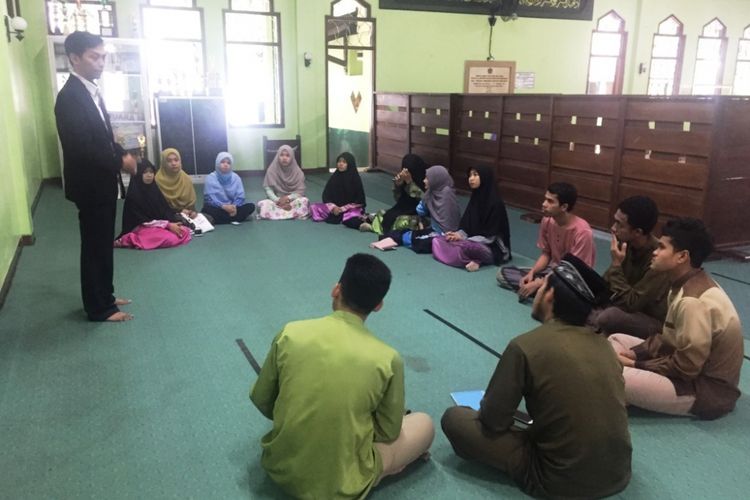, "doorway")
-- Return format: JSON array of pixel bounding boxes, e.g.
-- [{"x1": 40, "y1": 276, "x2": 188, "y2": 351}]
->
[{"x1": 325, "y1": 0, "x2": 376, "y2": 168}]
